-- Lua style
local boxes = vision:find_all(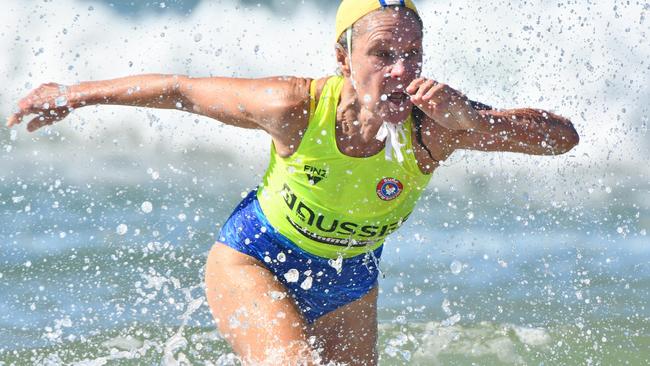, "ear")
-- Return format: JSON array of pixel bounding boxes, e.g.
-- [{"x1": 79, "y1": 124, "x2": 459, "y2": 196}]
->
[{"x1": 335, "y1": 44, "x2": 351, "y2": 77}]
